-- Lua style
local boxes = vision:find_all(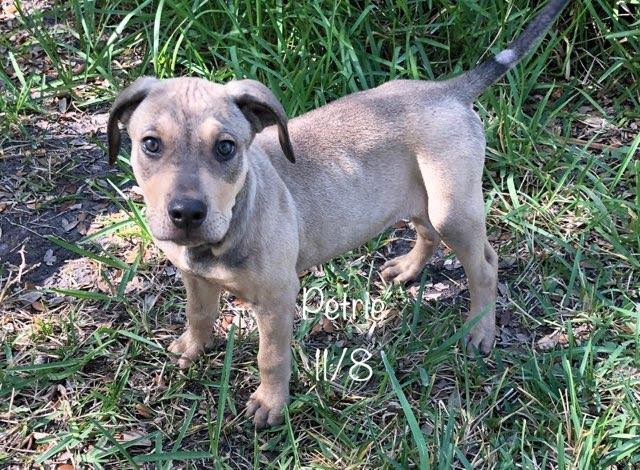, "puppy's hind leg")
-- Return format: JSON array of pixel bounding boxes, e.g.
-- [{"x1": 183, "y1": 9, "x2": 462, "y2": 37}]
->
[
  {"x1": 381, "y1": 214, "x2": 441, "y2": 284},
  {"x1": 417, "y1": 154, "x2": 498, "y2": 354}
]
